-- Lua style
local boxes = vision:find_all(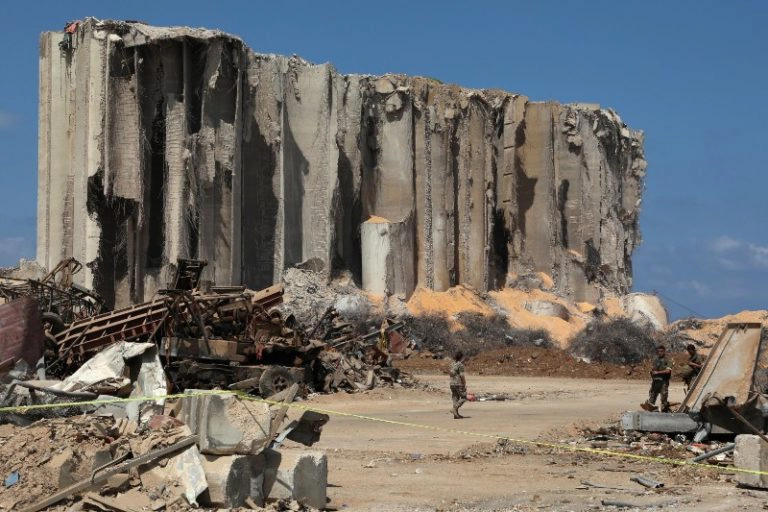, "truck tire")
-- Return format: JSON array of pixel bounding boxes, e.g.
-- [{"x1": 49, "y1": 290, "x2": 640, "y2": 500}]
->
[
  {"x1": 259, "y1": 366, "x2": 295, "y2": 397},
  {"x1": 41, "y1": 312, "x2": 65, "y2": 335}
]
